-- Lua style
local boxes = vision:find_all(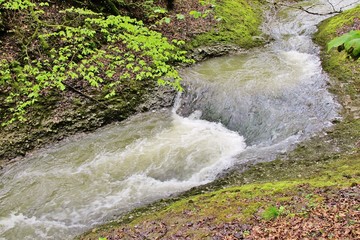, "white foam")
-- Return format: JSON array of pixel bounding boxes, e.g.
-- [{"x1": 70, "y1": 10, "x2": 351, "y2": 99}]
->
[
  {"x1": 0, "y1": 212, "x2": 86, "y2": 240},
  {"x1": 0, "y1": 111, "x2": 246, "y2": 239}
]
